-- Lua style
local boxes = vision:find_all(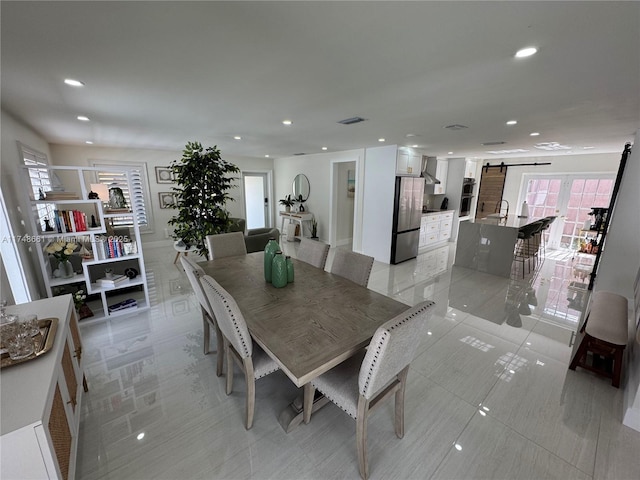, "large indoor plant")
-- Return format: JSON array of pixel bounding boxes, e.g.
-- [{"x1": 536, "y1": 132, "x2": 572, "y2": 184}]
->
[{"x1": 168, "y1": 142, "x2": 239, "y2": 258}]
